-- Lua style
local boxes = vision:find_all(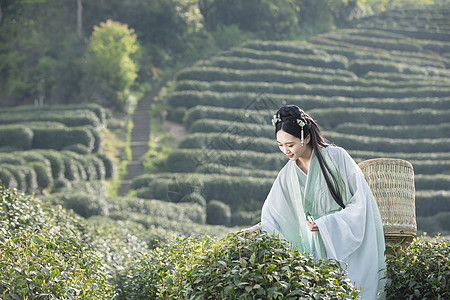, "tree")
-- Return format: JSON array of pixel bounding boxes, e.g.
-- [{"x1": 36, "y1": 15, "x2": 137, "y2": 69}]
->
[
  {"x1": 82, "y1": 19, "x2": 140, "y2": 112},
  {"x1": 199, "y1": 0, "x2": 300, "y2": 39}
]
